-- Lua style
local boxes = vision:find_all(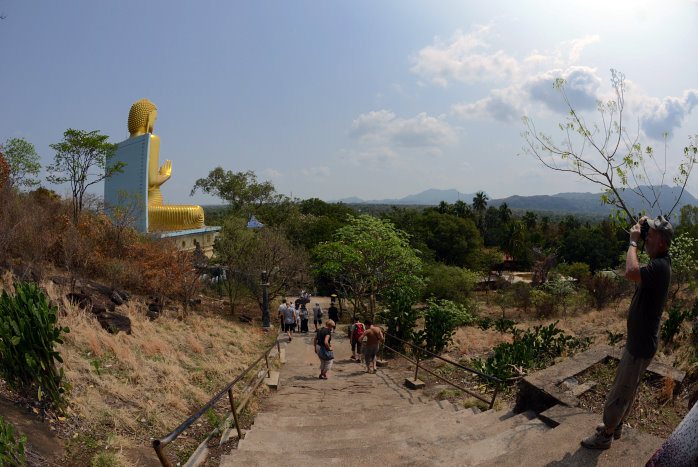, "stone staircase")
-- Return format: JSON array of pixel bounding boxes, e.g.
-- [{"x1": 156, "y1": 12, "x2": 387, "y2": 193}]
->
[{"x1": 221, "y1": 331, "x2": 664, "y2": 466}]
